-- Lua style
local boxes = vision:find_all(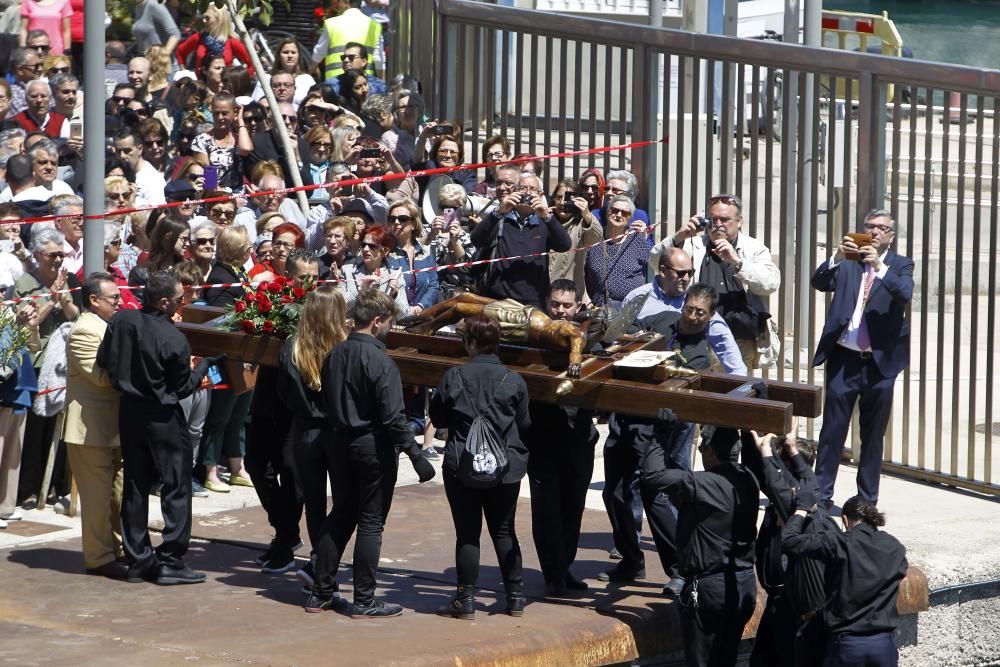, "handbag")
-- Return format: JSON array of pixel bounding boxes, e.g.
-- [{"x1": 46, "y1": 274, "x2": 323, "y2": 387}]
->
[{"x1": 455, "y1": 370, "x2": 509, "y2": 488}]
